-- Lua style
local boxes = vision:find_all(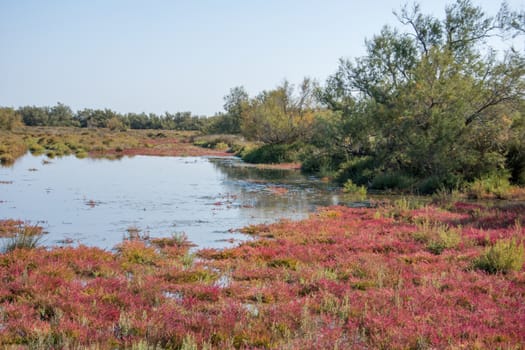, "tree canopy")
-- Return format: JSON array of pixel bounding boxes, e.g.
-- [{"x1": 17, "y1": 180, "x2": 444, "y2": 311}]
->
[{"x1": 315, "y1": 0, "x2": 525, "y2": 190}]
